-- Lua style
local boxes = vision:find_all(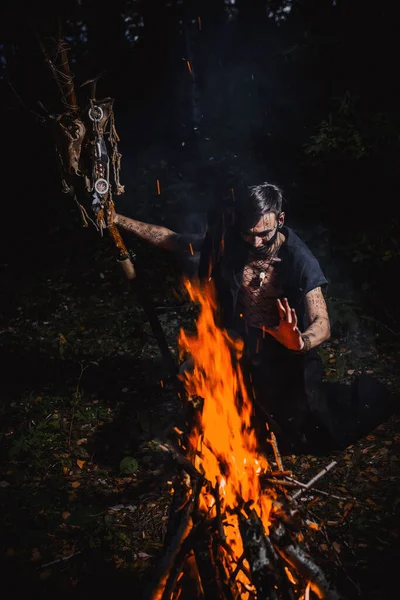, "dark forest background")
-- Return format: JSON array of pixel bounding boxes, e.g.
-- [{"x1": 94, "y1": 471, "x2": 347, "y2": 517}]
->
[
  {"x1": 1, "y1": 3, "x2": 400, "y2": 599},
  {"x1": 1, "y1": 0, "x2": 399, "y2": 296}
]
